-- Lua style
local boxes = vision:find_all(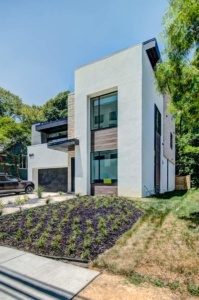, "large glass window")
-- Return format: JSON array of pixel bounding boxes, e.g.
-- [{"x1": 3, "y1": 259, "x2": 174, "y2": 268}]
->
[
  {"x1": 91, "y1": 150, "x2": 117, "y2": 184},
  {"x1": 91, "y1": 92, "x2": 117, "y2": 130},
  {"x1": 47, "y1": 130, "x2": 67, "y2": 143},
  {"x1": 155, "y1": 105, "x2": 161, "y2": 135}
]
